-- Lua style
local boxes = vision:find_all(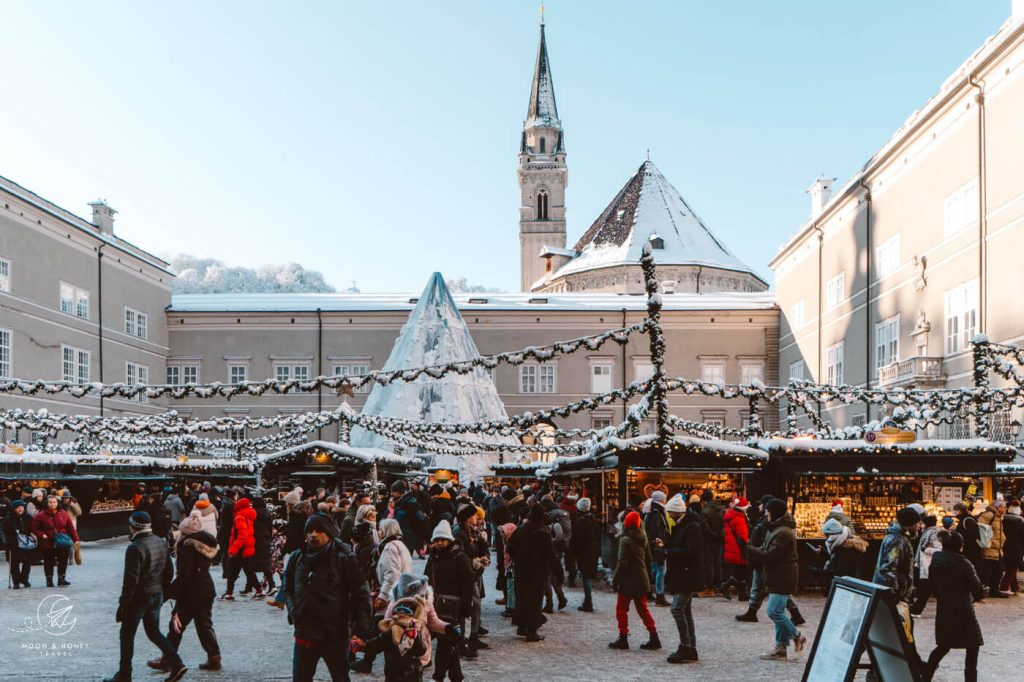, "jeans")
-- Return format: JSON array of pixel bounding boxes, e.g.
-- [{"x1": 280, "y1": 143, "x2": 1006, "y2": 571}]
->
[
  {"x1": 670, "y1": 592, "x2": 695, "y2": 648},
  {"x1": 651, "y1": 560, "x2": 666, "y2": 595},
  {"x1": 118, "y1": 593, "x2": 182, "y2": 676},
  {"x1": 293, "y1": 637, "x2": 350, "y2": 682},
  {"x1": 168, "y1": 600, "x2": 220, "y2": 657},
  {"x1": 615, "y1": 594, "x2": 656, "y2": 636},
  {"x1": 581, "y1": 576, "x2": 593, "y2": 604},
  {"x1": 749, "y1": 569, "x2": 797, "y2": 611},
  {"x1": 8, "y1": 549, "x2": 31, "y2": 585},
  {"x1": 766, "y1": 593, "x2": 798, "y2": 648}
]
